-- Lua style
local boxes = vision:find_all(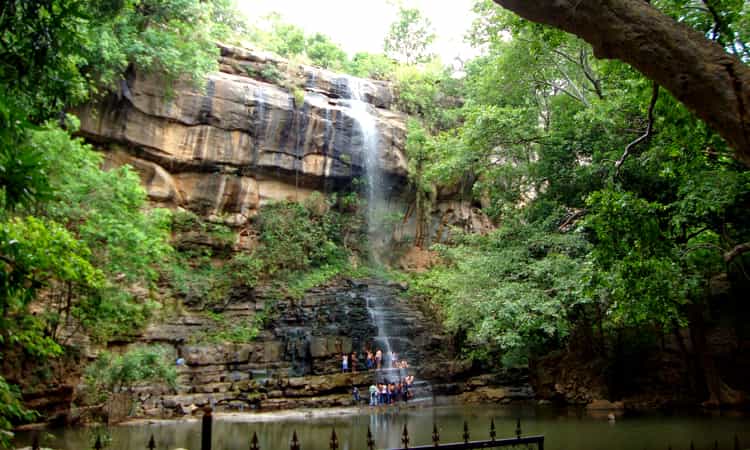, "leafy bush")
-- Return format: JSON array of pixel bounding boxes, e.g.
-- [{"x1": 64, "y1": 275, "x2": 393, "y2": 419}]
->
[
  {"x1": 346, "y1": 53, "x2": 396, "y2": 80},
  {"x1": 411, "y1": 218, "x2": 589, "y2": 366},
  {"x1": 82, "y1": 345, "x2": 177, "y2": 405},
  {"x1": 255, "y1": 201, "x2": 346, "y2": 276},
  {"x1": 0, "y1": 376, "x2": 37, "y2": 448}
]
